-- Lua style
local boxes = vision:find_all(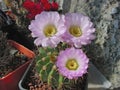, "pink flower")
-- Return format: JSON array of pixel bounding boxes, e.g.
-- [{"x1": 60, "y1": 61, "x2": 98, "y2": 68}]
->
[
  {"x1": 56, "y1": 48, "x2": 89, "y2": 79},
  {"x1": 29, "y1": 11, "x2": 66, "y2": 47},
  {"x1": 63, "y1": 13, "x2": 95, "y2": 48}
]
